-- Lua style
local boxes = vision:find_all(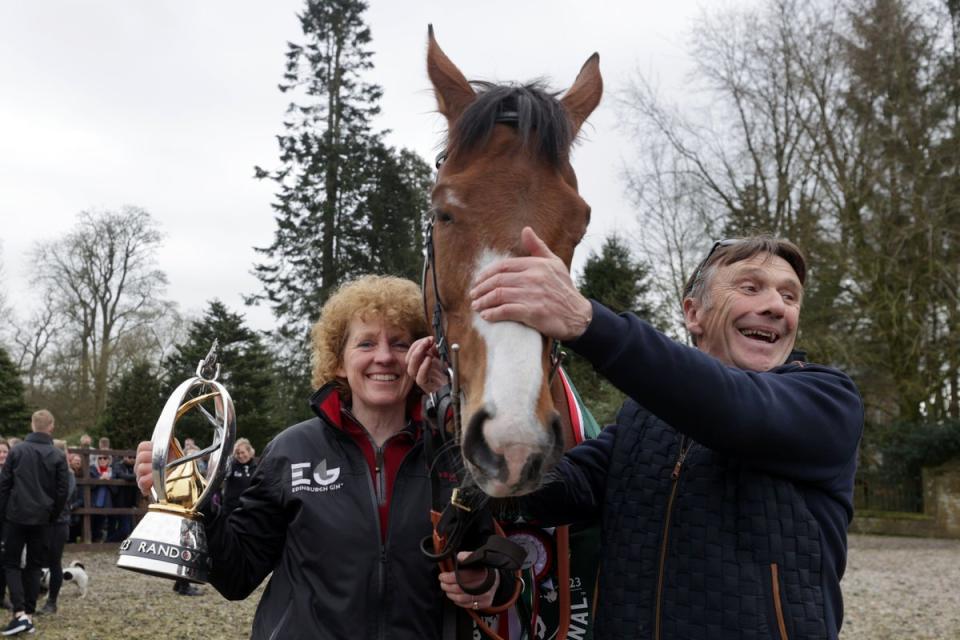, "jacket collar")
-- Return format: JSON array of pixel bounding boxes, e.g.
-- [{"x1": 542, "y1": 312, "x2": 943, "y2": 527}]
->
[
  {"x1": 309, "y1": 383, "x2": 423, "y2": 435},
  {"x1": 25, "y1": 431, "x2": 53, "y2": 445}
]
